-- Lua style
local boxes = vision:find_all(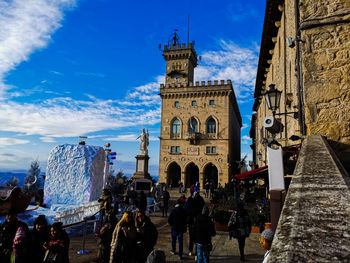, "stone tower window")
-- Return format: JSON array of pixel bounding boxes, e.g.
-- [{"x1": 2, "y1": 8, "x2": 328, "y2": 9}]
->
[
  {"x1": 174, "y1": 101, "x2": 180, "y2": 107},
  {"x1": 172, "y1": 119, "x2": 181, "y2": 135},
  {"x1": 209, "y1": 100, "x2": 215, "y2": 106},
  {"x1": 191, "y1": 100, "x2": 197, "y2": 106},
  {"x1": 207, "y1": 118, "x2": 216, "y2": 133},
  {"x1": 189, "y1": 117, "x2": 198, "y2": 133}
]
